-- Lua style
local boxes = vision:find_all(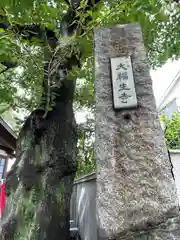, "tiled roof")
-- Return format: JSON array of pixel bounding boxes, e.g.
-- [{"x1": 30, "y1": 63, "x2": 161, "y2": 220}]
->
[{"x1": 0, "y1": 117, "x2": 17, "y2": 139}]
